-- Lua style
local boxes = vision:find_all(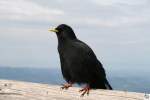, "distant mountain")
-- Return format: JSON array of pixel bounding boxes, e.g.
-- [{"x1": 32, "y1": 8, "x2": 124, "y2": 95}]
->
[{"x1": 0, "y1": 67, "x2": 149, "y2": 93}]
